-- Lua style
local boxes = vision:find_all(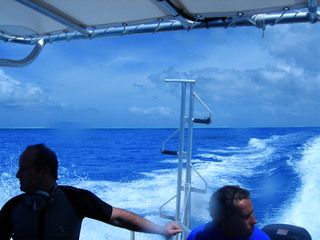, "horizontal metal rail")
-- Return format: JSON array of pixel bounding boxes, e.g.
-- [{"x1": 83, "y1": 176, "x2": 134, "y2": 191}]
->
[
  {"x1": 1, "y1": 11, "x2": 319, "y2": 46},
  {"x1": 0, "y1": 10, "x2": 319, "y2": 67}
]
